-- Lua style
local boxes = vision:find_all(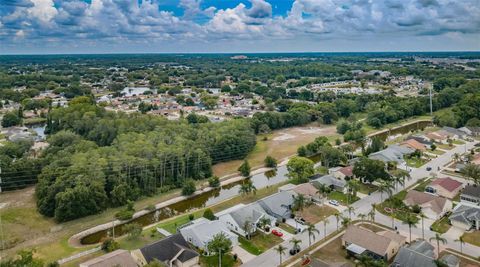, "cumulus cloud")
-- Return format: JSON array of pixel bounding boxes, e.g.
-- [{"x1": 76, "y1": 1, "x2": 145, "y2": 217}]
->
[{"x1": 0, "y1": 0, "x2": 478, "y2": 51}]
